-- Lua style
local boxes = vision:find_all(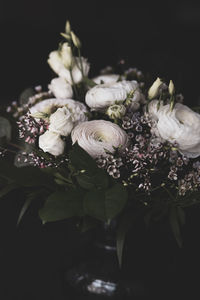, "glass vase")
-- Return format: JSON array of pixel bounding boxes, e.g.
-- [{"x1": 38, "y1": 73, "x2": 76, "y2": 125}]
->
[{"x1": 63, "y1": 219, "x2": 149, "y2": 299}]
